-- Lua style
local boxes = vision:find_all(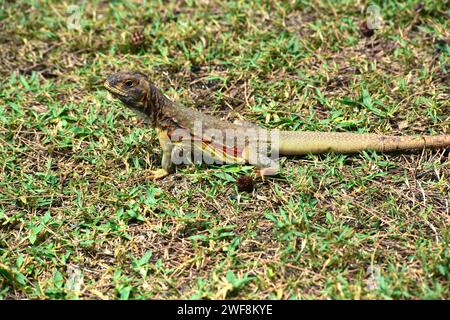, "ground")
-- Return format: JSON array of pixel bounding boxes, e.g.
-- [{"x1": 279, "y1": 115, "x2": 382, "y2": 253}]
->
[{"x1": 0, "y1": 0, "x2": 449, "y2": 299}]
